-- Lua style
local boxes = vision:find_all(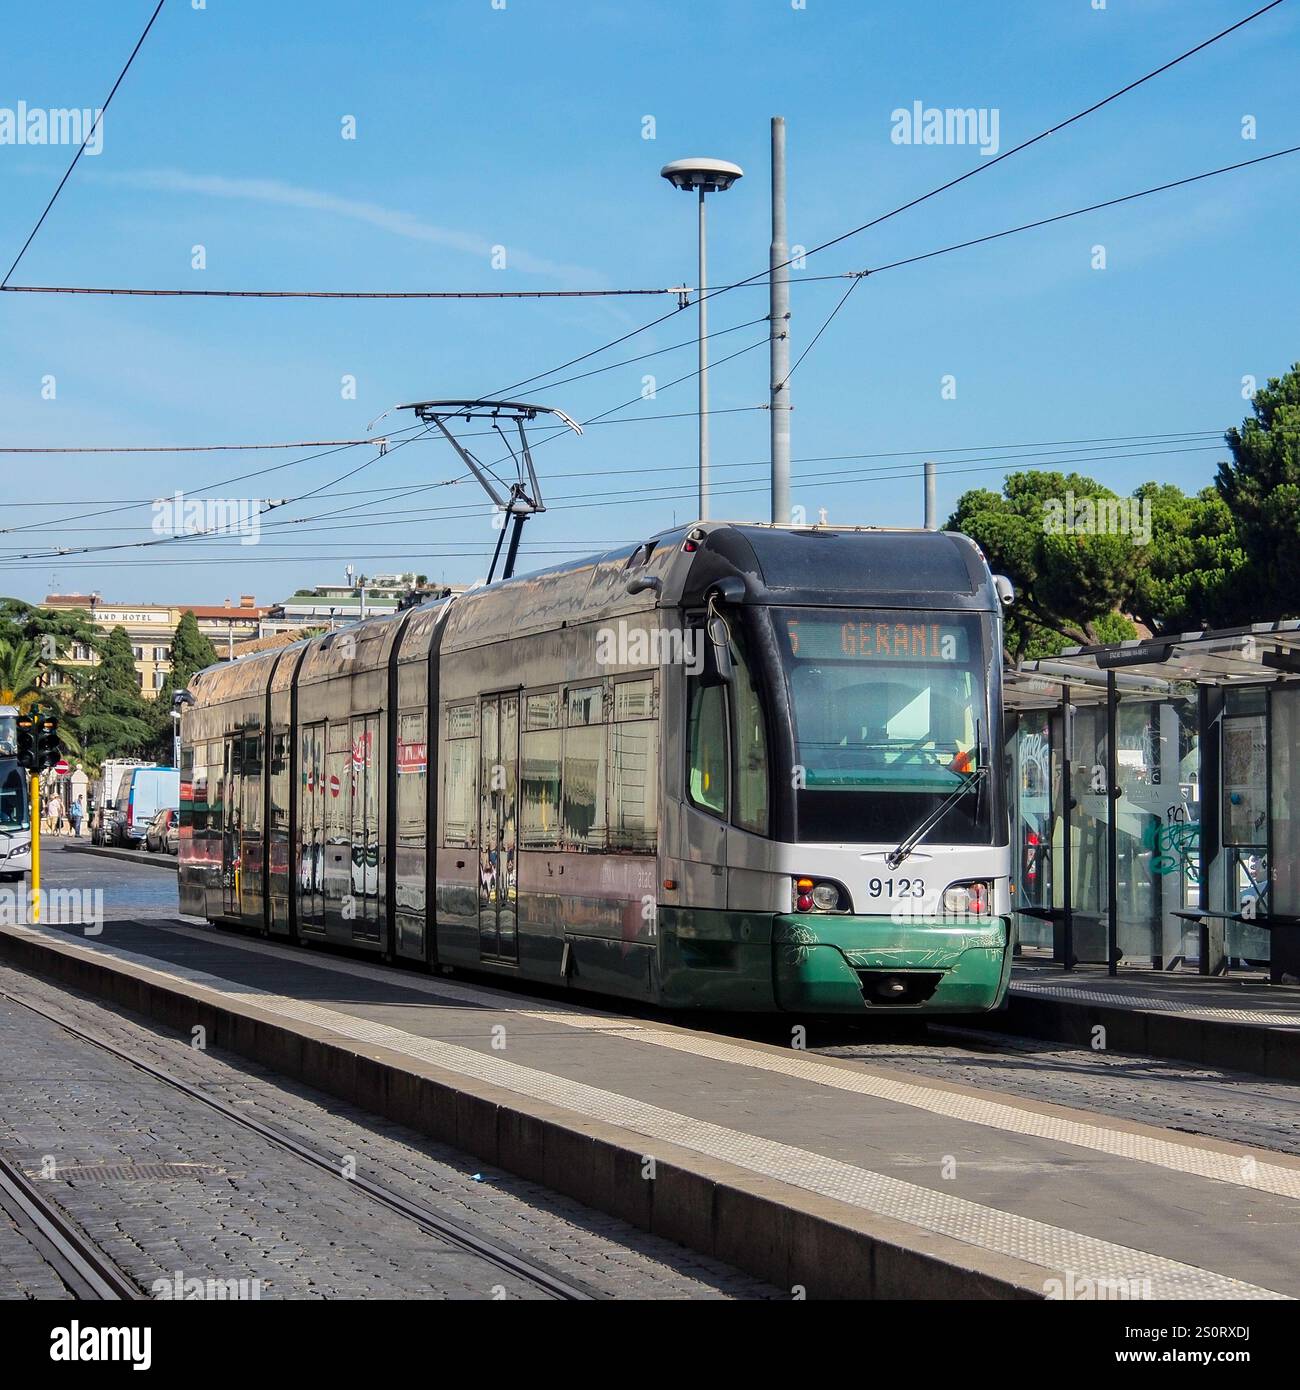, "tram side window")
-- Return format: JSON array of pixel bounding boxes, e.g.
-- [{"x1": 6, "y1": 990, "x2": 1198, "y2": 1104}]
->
[
  {"x1": 687, "y1": 678, "x2": 728, "y2": 818},
  {"x1": 444, "y1": 705, "x2": 477, "y2": 848},
  {"x1": 521, "y1": 692, "x2": 561, "y2": 849},
  {"x1": 269, "y1": 732, "x2": 289, "y2": 831},
  {"x1": 241, "y1": 735, "x2": 263, "y2": 834},
  {"x1": 610, "y1": 678, "x2": 658, "y2": 852},
  {"x1": 730, "y1": 639, "x2": 769, "y2": 835},
  {"x1": 563, "y1": 684, "x2": 606, "y2": 851},
  {"x1": 396, "y1": 711, "x2": 426, "y2": 844},
  {"x1": 325, "y1": 722, "x2": 351, "y2": 843}
]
